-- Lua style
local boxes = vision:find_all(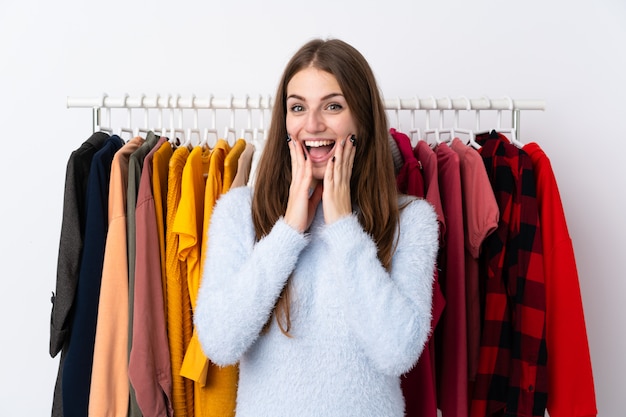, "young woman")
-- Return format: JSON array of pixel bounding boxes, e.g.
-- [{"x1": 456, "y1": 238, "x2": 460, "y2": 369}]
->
[{"x1": 194, "y1": 38, "x2": 439, "y2": 416}]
